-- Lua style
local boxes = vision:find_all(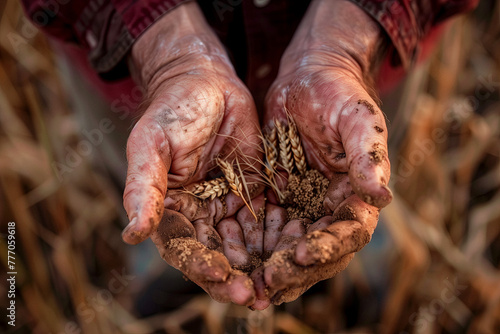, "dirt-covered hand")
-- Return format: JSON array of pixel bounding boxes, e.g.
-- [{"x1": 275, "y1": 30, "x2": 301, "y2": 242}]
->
[
  {"x1": 254, "y1": 0, "x2": 393, "y2": 307},
  {"x1": 121, "y1": 3, "x2": 260, "y2": 305}
]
